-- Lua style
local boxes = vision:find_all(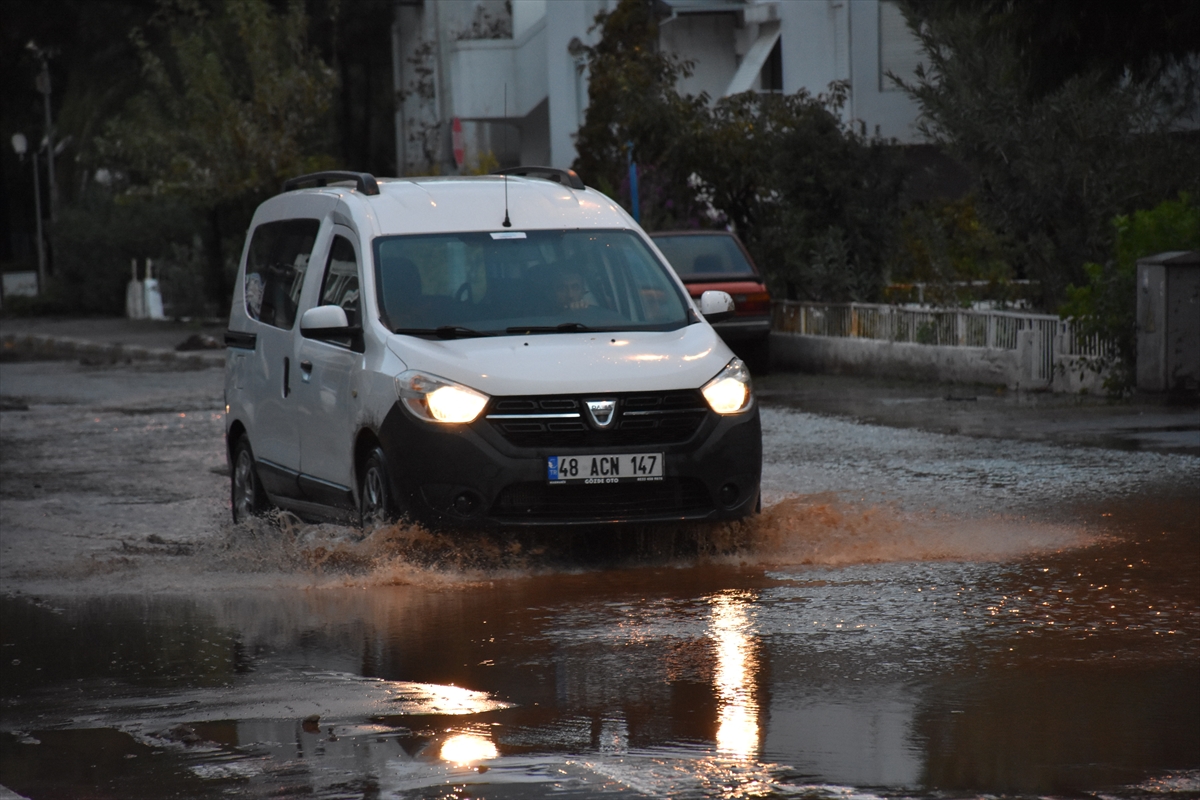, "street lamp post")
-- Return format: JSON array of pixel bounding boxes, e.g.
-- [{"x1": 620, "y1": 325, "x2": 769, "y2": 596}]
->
[
  {"x1": 10, "y1": 133, "x2": 47, "y2": 294},
  {"x1": 29, "y1": 42, "x2": 58, "y2": 223}
]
